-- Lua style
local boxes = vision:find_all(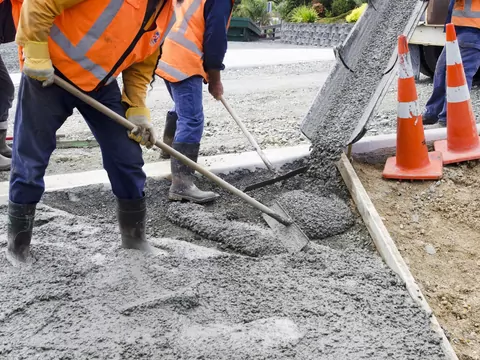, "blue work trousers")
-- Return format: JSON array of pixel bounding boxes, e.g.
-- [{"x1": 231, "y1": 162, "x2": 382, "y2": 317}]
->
[
  {"x1": 165, "y1": 76, "x2": 204, "y2": 144},
  {"x1": 424, "y1": 30, "x2": 480, "y2": 125},
  {"x1": 9, "y1": 74, "x2": 146, "y2": 204},
  {"x1": 0, "y1": 54, "x2": 14, "y2": 130}
]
